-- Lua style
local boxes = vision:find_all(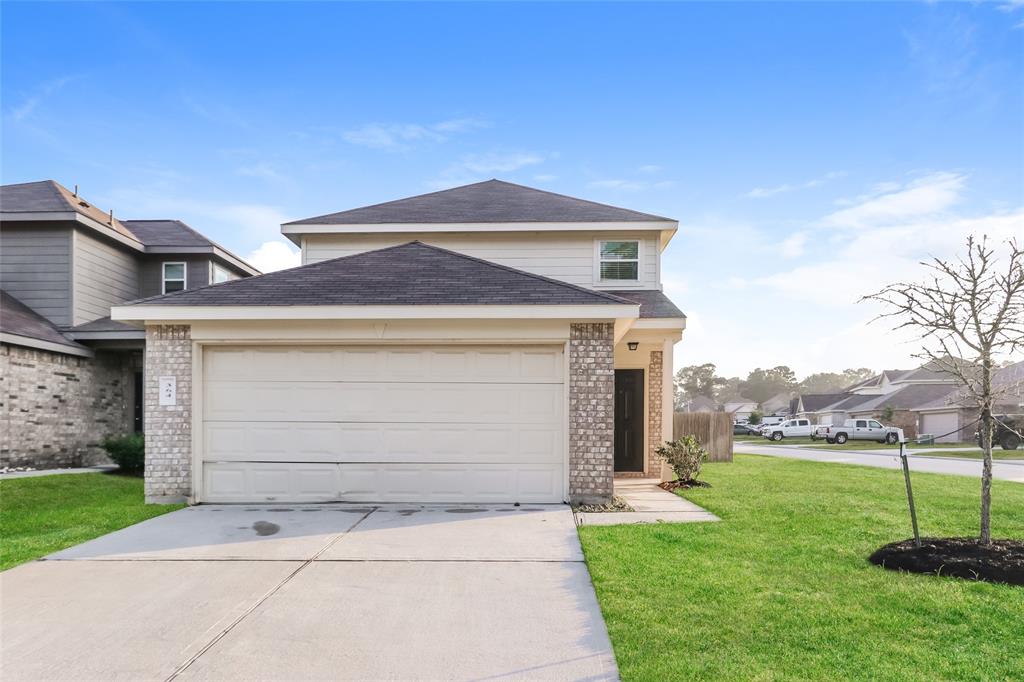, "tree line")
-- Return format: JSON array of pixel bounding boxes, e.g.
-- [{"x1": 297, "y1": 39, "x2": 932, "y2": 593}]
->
[{"x1": 673, "y1": 363, "x2": 876, "y2": 409}]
